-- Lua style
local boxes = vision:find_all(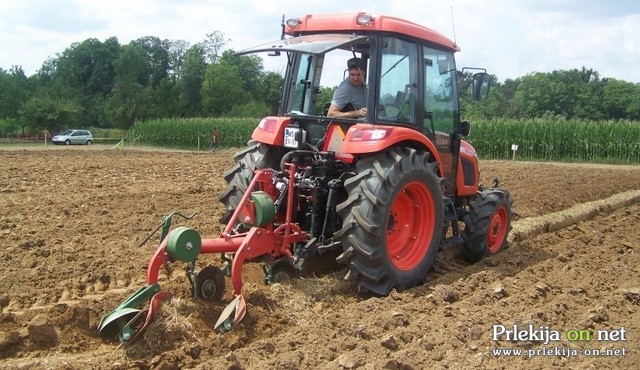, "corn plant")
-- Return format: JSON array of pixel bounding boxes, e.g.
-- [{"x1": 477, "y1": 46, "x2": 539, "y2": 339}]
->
[
  {"x1": 130, "y1": 117, "x2": 258, "y2": 149},
  {"x1": 469, "y1": 118, "x2": 640, "y2": 163}
]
